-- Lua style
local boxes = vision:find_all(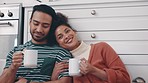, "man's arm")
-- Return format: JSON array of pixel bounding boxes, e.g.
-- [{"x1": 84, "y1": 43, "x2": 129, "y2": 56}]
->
[
  {"x1": 0, "y1": 51, "x2": 23, "y2": 83},
  {"x1": 35, "y1": 77, "x2": 72, "y2": 83},
  {"x1": 15, "y1": 77, "x2": 72, "y2": 83},
  {"x1": 0, "y1": 65, "x2": 18, "y2": 83}
]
